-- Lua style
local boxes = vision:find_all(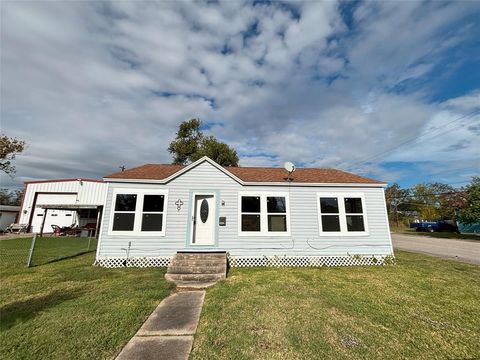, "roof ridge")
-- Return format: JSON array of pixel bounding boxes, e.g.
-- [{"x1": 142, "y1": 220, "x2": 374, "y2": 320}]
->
[
  {"x1": 138, "y1": 163, "x2": 349, "y2": 171},
  {"x1": 228, "y1": 166, "x2": 342, "y2": 170}
]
